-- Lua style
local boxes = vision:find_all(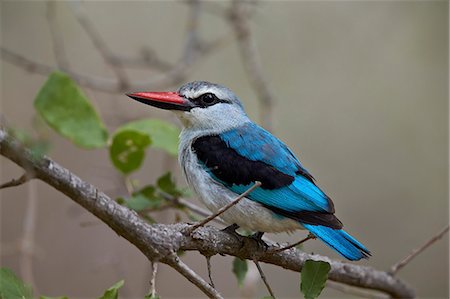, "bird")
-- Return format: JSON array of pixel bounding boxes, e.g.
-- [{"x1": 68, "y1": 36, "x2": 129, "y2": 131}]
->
[{"x1": 127, "y1": 81, "x2": 370, "y2": 261}]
